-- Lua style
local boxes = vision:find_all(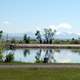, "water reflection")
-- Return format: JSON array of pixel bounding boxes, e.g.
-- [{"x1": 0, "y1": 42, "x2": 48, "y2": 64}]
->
[
  {"x1": 43, "y1": 49, "x2": 56, "y2": 63},
  {"x1": 23, "y1": 49, "x2": 30, "y2": 57},
  {"x1": 2, "y1": 48, "x2": 80, "y2": 63},
  {"x1": 71, "y1": 49, "x2": 80, "y2": 54},
  {"x1": 35, "y1": 49, "x2": 42, "y2": 63}
]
